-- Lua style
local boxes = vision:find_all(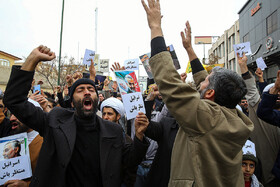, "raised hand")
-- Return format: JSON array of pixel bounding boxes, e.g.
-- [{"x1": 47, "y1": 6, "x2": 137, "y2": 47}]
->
[
  {"x1": 255, "y1": 68, "x2": 264, "y2": 82},
  {"x1": 135, "y1": 112, "x2": 149, "y2": 141},
  {"x1": 66, "y1": 75, "x2": 73, "y2": 87},
  {"x1": 141, "y1": 0, "x2": 163, "y2": 39},
  {"x1": 237, "y1": 52, "x2": 248, "y2": 74},
  {"x1": 180, "y1": 21, "x2": 197, "y2": 62},
  {"x1": 89, "y1": 59, "x2": 96, "y2": 81},
  {"x1": 181, "y1": 21, "x2": 192, "y2": 50},
  {"x1": 22, "y1": 45, "x2": 56, "y2": 71},
  {"x1": 72, "y1": 72, "x2": 82, "y2": 83},
  {"x1": 63, "y1": 85, "x2": 69, "y2": 96},
  {"x1": 110, "y1": 62, "x2": 125, "y2": 72}
]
